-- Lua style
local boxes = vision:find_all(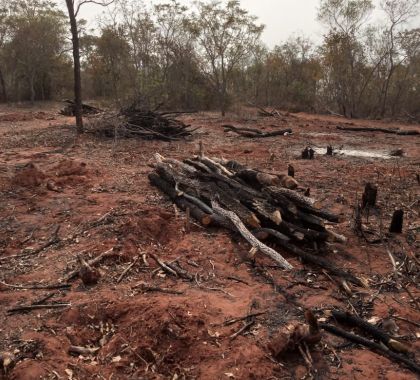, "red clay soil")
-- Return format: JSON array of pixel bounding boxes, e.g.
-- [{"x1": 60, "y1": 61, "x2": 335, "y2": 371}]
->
[{"x1": 0, "y1": 105, "x2": 419, "y2": 380}]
